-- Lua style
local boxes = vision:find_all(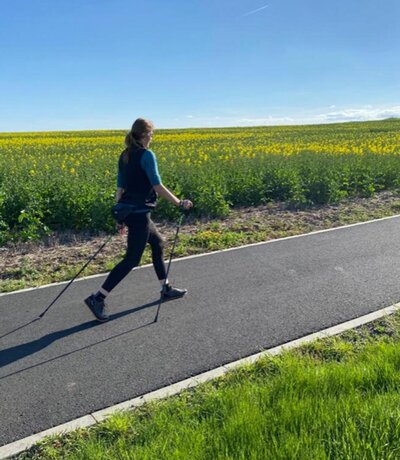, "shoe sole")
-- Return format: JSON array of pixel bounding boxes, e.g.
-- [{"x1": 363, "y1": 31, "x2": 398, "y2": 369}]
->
[
  {"x1": 161, "y1": 291, "x2": 187, "y2": 302},
  {"x1": 84, "y1": 298, "x2": 110, "y2": 323}
]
